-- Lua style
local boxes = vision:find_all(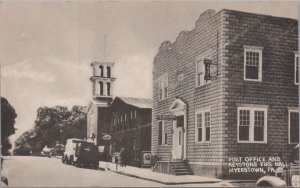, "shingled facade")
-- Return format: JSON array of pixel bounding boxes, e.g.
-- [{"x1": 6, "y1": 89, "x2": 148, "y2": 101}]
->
[{"x1": 152, "y1": 9, "x2": 298, "y2": 179}]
